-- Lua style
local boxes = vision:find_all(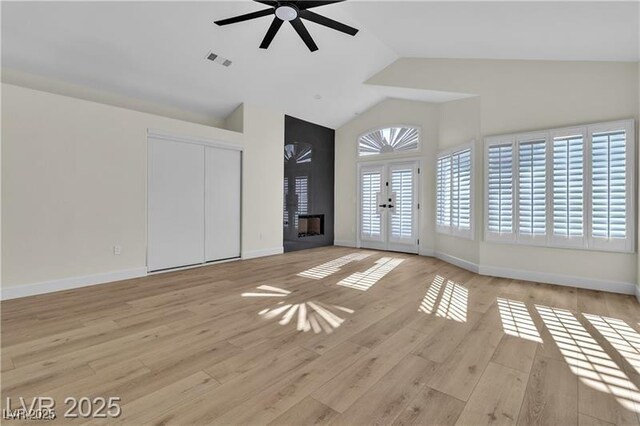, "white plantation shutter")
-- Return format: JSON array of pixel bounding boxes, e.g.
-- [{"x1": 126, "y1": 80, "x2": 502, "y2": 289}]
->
[
  {"x1": 295, "y1": 176, "x2": 308, "y2": 229},
  {"x1": 437, "y1": 145, "x2": 473, "y2": 238},
  {"x1": 487, "y1": 142, "x2": 514, "y2": 239},
  {"x1": 391, "y1": 168, "x2": 414, "y2": 239},
  {"x1": 361, "y1": 171, "x2": 382, "y2": 238},
  {"x1": 437, "y1": 156, "x2": 451, "y2": 227},
  {"x1": 518, "y1": 138, "x2": 546, "y2": 241},
  {"x1": 452, "y1": 149, "x2": 472, "y2": 231},
  {"x1": 590, "y1": 124, "x2": 633, "y2": 251},
  {"x1": 283, "y1": 177, "x2": 289, "y2": 226},
  {"x1": 552, "y1": 132, "x2": 584, "y2": 244},
  {"x1": 485, "y1": 119, "x2": 634, "y2": 253}
]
